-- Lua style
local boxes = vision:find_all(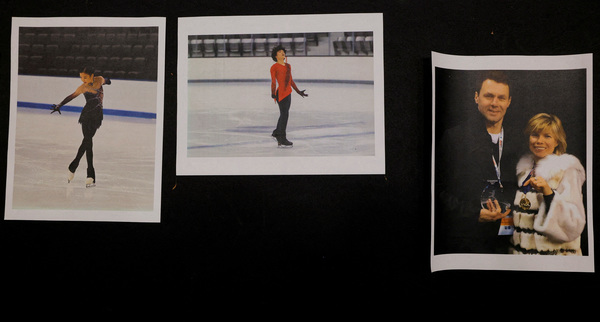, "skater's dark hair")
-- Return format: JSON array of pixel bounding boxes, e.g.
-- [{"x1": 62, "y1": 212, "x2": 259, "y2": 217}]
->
[
  {"x1": 80, "y1": 66, "x2": 96, "y2": 76},
  {"x1": 271, "y1": 45, "x2": 286, "y2": 62}
]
